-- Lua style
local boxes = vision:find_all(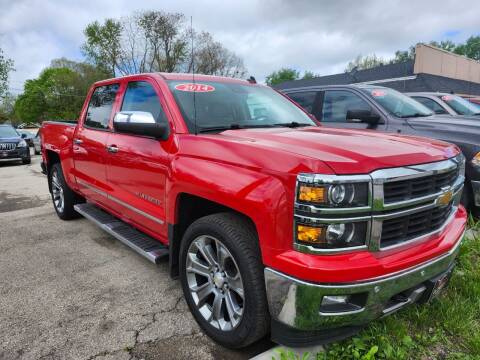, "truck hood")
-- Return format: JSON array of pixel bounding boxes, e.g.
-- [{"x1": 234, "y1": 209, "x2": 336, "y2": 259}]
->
[{"x1": 211, "y1": 126, "x2": 458, "y2": 175}]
